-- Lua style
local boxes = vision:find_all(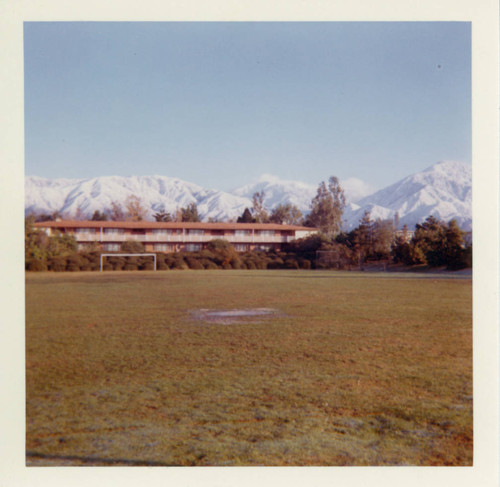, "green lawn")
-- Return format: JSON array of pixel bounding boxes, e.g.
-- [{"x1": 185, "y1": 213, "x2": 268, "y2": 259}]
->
[{"x1": 25, "y1": 270, "x2": 472, "y2": 466}]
